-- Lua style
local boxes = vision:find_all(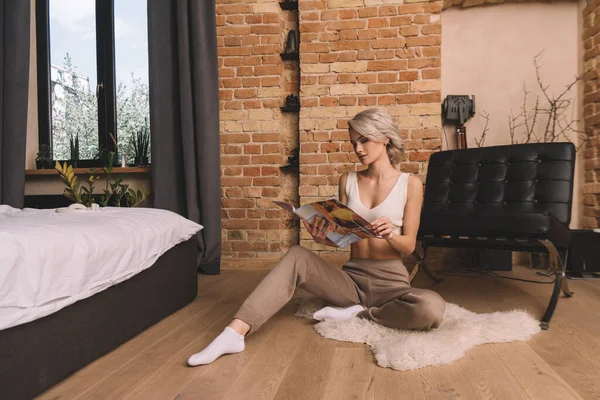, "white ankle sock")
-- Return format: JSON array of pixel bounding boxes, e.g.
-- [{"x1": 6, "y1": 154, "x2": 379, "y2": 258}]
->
[
  {"x1": 187, "y1": 327, "x2": 245, "y2": 366},
  {"x1": 313, "y1": 304, "x2": 366, "y2": 321}
]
